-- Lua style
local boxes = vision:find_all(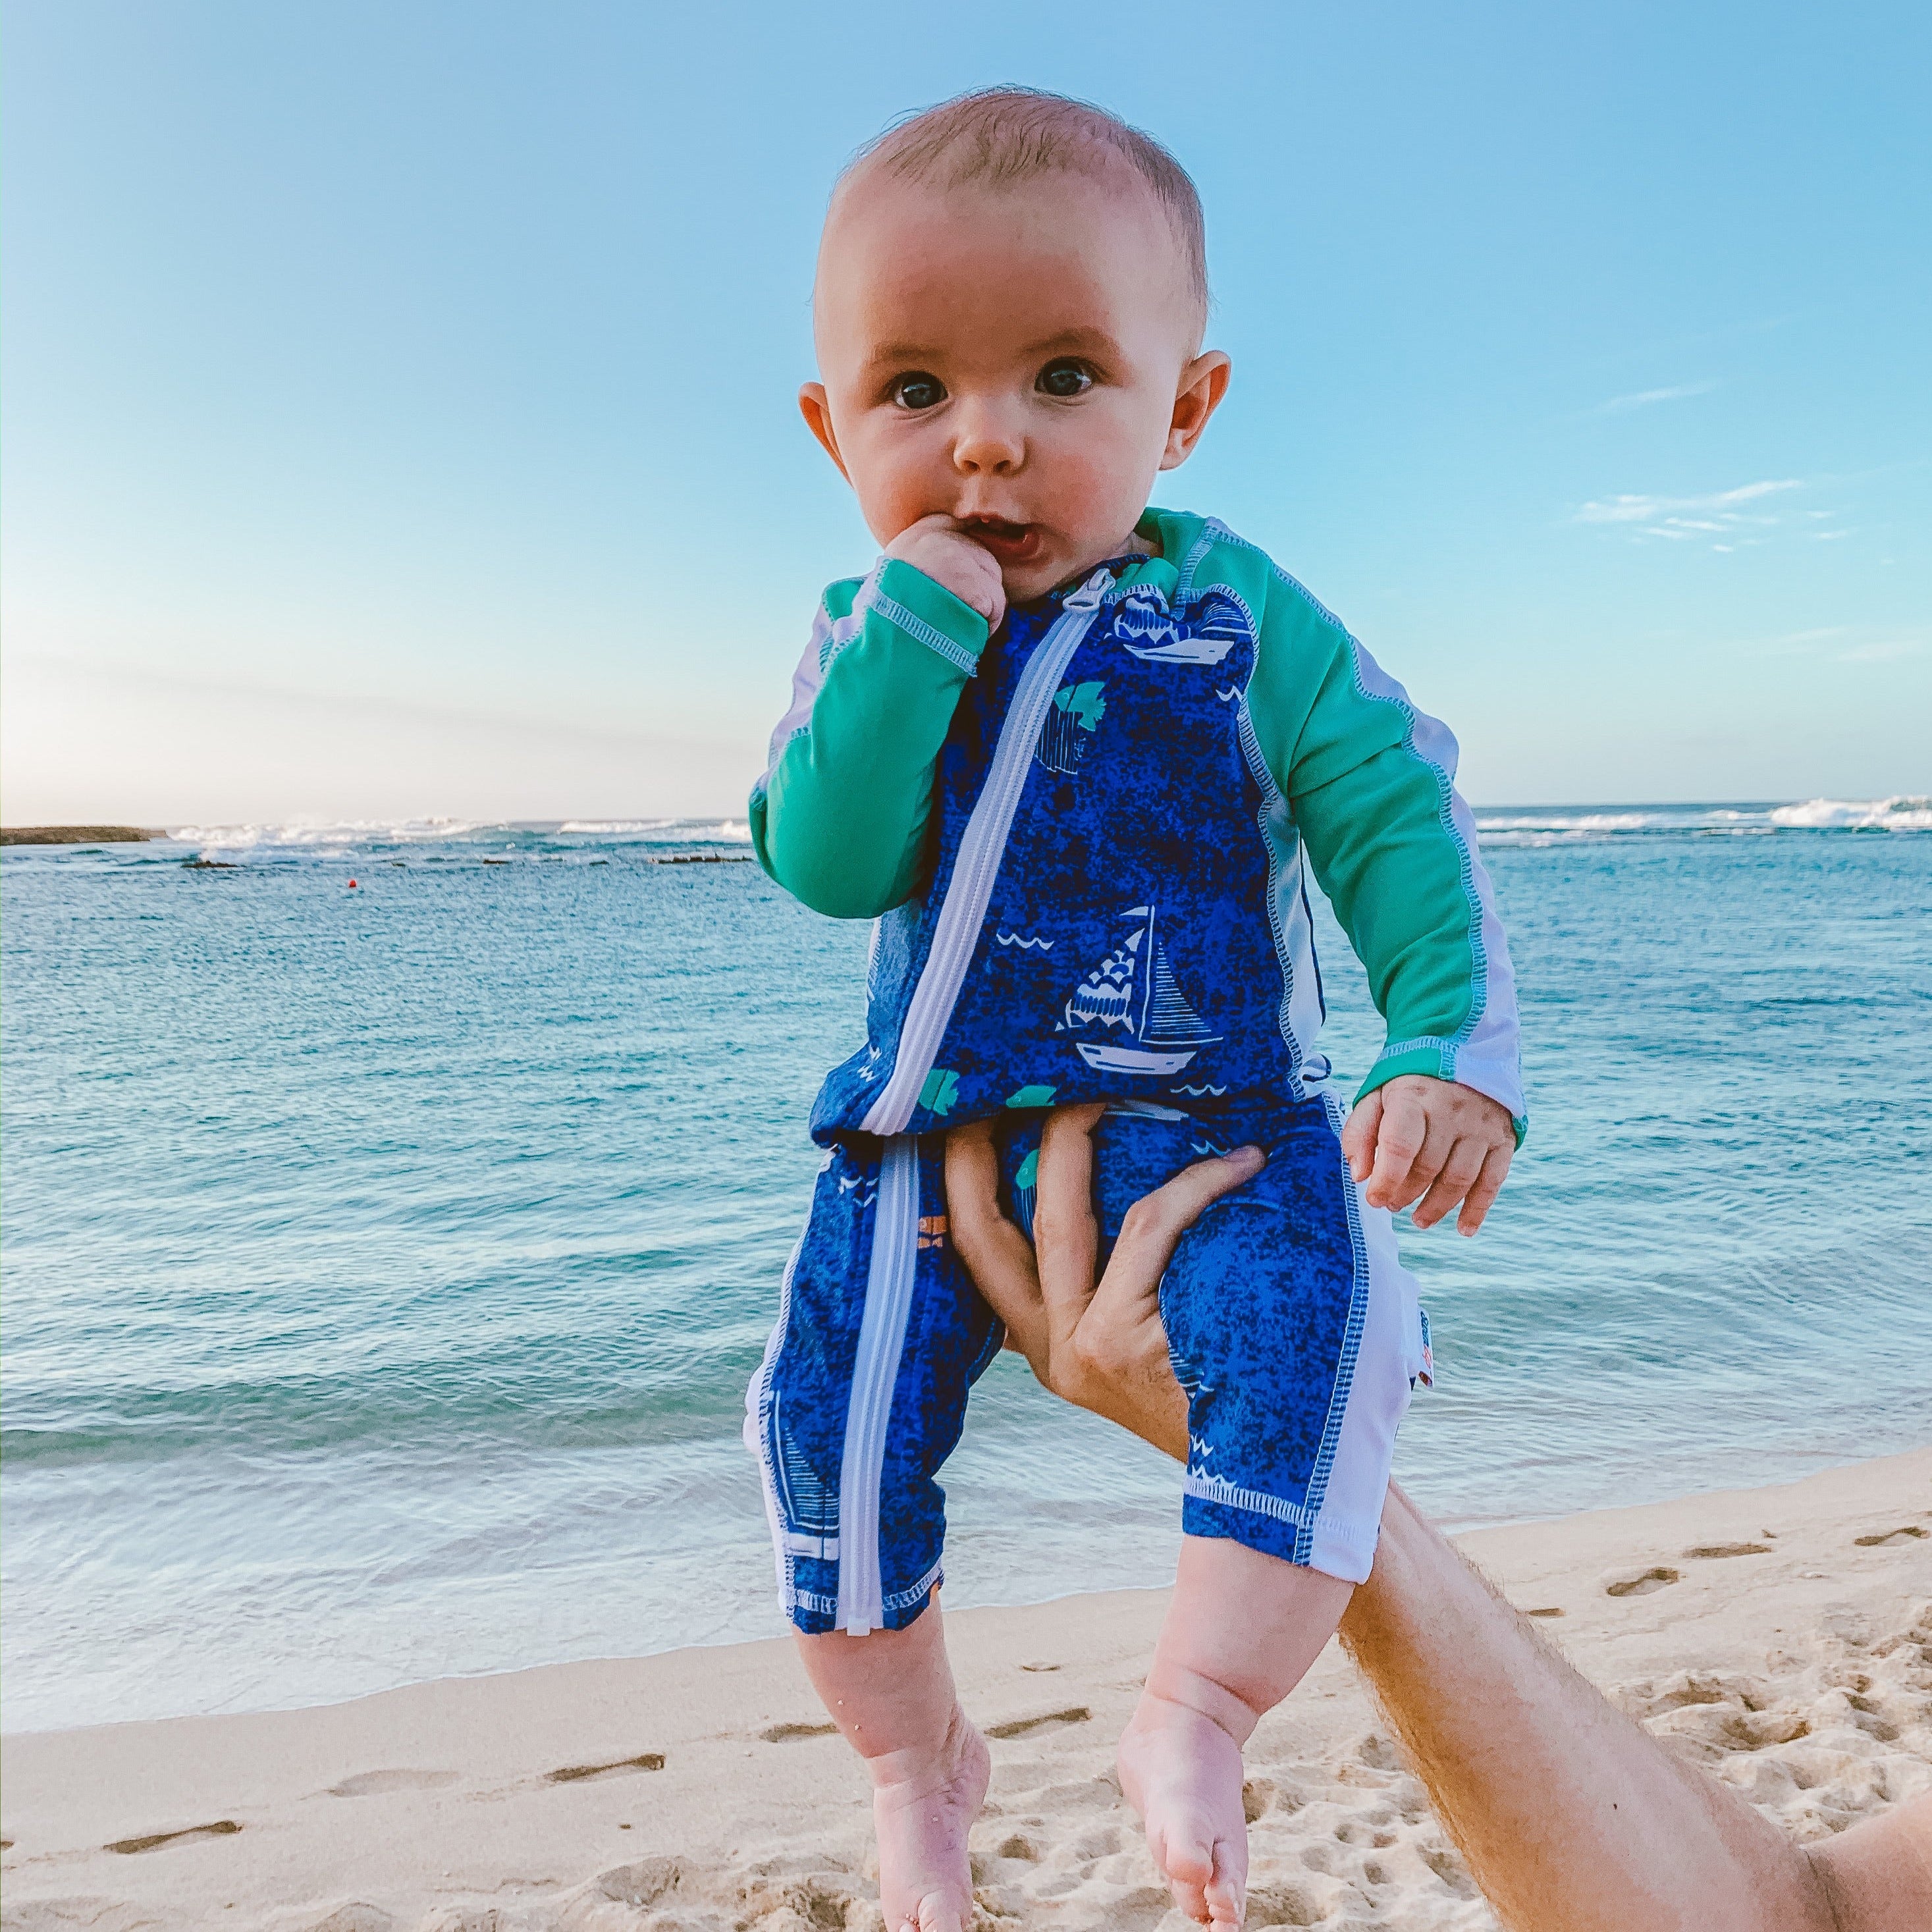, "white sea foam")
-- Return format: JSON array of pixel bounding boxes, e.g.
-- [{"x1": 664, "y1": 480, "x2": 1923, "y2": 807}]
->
[
  {"x1": 1474, "y1": 799, "x2": 1930, "y2": 845},
  {"x1": 1769, "y1": 795, "x2": 1932, "y2": 830},
  {"x1": 162, "y1": 816, "x2": 757, "y2": 853},
  {"x1": 169, "y1": 818, "x2": 485, "y2": 849},
  {"x1": 558, "y1": 818, "x2": 752, "y2": 842}
]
